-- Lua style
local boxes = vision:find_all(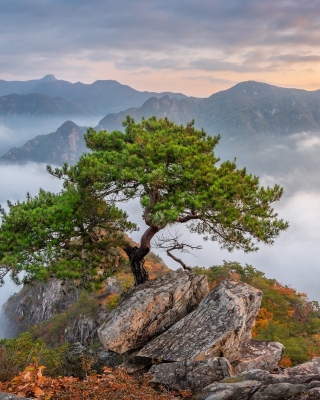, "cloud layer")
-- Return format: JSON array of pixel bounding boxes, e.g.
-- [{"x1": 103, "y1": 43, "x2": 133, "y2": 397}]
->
[
  {"x1": 1, "y1": 129, "x2": 320, "y2": 318},
  {"x1": 1, "y1": 0, "x2": 319, "y2": 95}
]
